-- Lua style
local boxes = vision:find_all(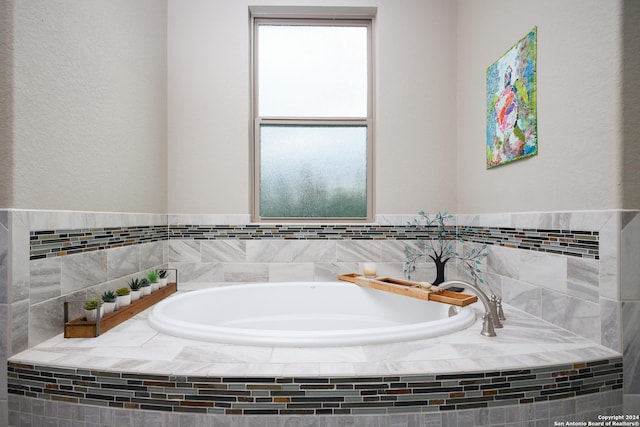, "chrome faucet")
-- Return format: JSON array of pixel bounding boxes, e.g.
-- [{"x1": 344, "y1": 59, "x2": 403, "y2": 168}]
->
[{"x1": 436, "y1": 280, "x2": 503, "y2": 337}]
